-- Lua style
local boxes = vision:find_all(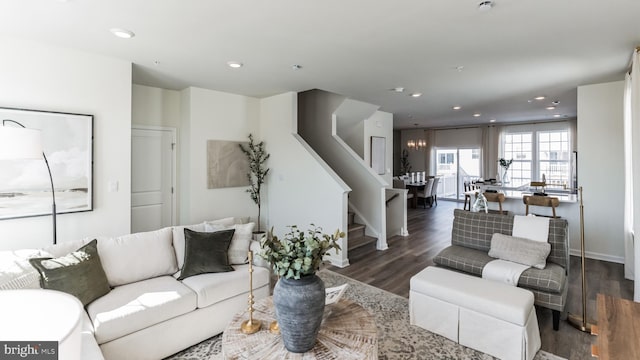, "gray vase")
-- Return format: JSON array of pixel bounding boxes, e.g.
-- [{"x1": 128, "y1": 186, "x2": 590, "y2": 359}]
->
[{"x1": 273, "y1": 274, "x2": 325, "y2": 353}]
